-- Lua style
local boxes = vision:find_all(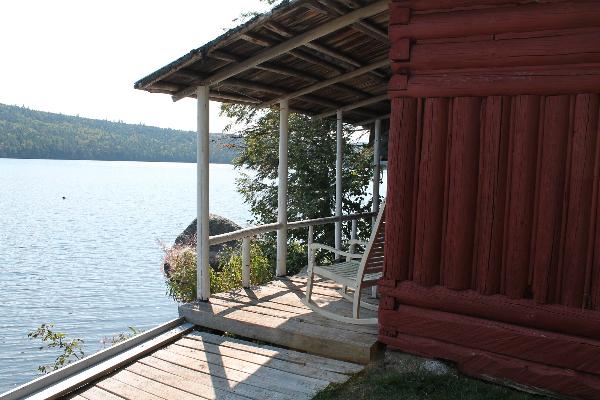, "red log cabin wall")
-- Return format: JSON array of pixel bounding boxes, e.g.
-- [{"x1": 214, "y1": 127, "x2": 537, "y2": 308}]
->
[{"x1": 380, "y1": 1, "x2": 600, "y2": 398}]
